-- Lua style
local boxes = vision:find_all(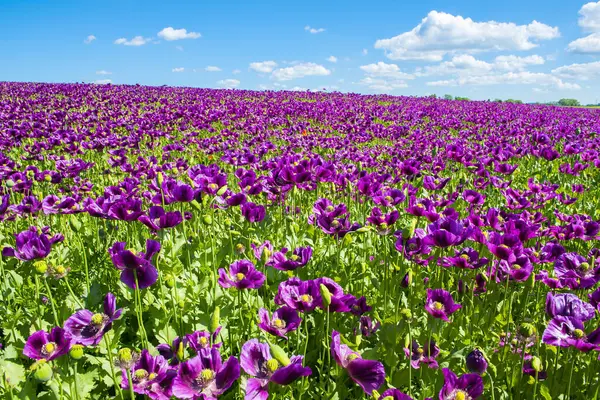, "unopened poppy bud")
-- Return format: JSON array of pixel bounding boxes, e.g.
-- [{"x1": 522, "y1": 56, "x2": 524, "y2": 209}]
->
[
  {"x1": 165, "y1": 274, "x2": 175, "y2": 288},
  {"x1": 404, "y1": 333, "x2": 411, "y2": 349},
  {"x1": 466, "y1": 348, "x2": 488, "y2": 375},
  {"x1": 5, "y1": 180, "x2": 15, "y2": 188},
  {"x1": 400, "y1": 271, "x2": 413, "y2": 287},
  {"x1": 216, "y1": 185, "x2": 228, "y2": 196},
  {"x1": 209, "y1": 307, "x2": 220, "y2": 334},
  {"x1": 191, "y1": 200, "x2": 202, "y2": 212},
  {"x1": 69, "y1": 217, "x2": 82, "y2": 232},
  {"x1": 268, "y1": 342, "x2": 291, "y2": 366},
  {"x1": 355, "y1": 334, "x2": 362, "y2": 347},
  {"x1": 116, "y1": 348, "x2": 138, "y2": 368},
  {"x1": 34, "y1": 260, "x2": 48, "y2": 275},
  {"x1": 531, "y1": 356, "x2": 543, "y2": 372},
  {"x1": 202, "y1": 214, "x2": 213, "y2": 225},
  {"x1": 157, "y1": 172, "x2": 164, "y2": 186},
  {"x1": 235, "y1": 243, "x2": 246, "y2": 254},
  {"x1": 178, "y1": 300, "x2": 185, "y2": 309},
  {"x1": 176, "y1": 342, "x2": 185, "y2": 361},
  {"x1": 32, "y1": 361, "x2": 53, "y2": 382},
  {"x1": 320, "y1": 284, "x2": 332, "y2": 308},
  {"x1": 69, "y1": 344, "x2": 84, "y2": 360}
]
